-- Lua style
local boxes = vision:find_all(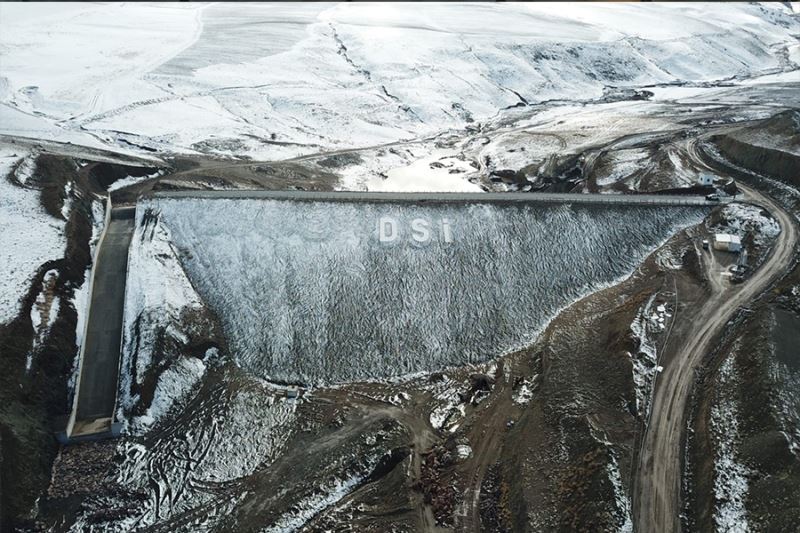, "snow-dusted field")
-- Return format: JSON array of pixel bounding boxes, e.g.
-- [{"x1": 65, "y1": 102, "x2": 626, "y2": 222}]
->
[
  {"x1": 1, "y1": 2, "x2": 797, "y2": 168},
  {"x1": 2, "y1": 4, "x2": 798, "y2": 531},
  {"x1": 125, "y1": 197, "x2": 707, "y2": 384},
  {"x1": 0, "y1": 144, "x2": 66, "y2": 324}
]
